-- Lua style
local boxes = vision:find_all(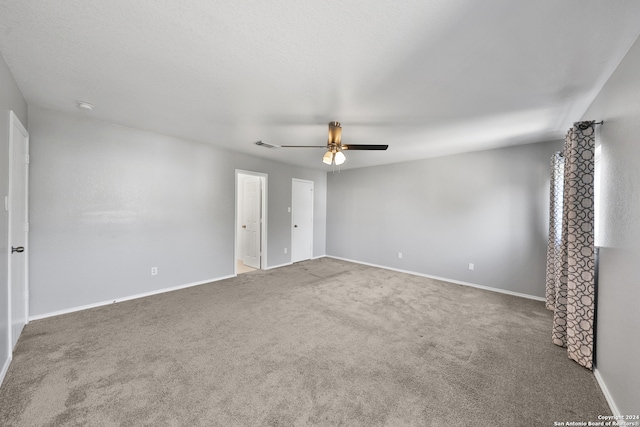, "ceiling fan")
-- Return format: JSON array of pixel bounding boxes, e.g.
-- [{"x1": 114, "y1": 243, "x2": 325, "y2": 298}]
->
[{"x1": 255, "y1": 121, "x2": 388, "y2": 166}]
